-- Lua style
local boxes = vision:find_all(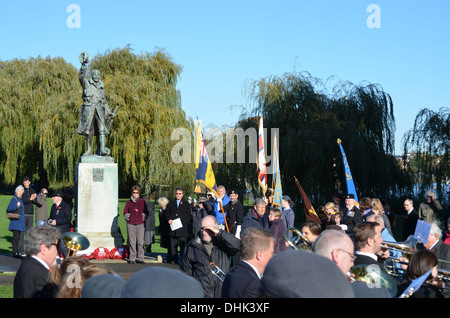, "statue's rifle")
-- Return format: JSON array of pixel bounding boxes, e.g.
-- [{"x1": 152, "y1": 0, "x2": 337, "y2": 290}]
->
[{"x1": 106, "y1": 106, "x2": 119, "y2": 131}]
